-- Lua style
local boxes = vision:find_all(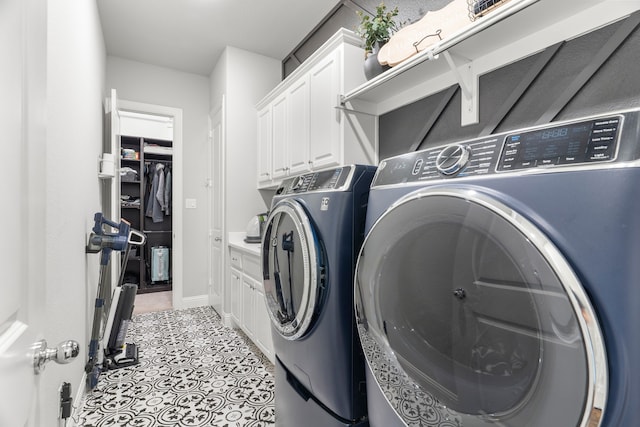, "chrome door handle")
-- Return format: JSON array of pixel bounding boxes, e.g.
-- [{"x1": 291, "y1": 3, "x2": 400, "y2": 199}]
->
[
  {"x1": 33, "y1": 339, "x2": 80, "y2": 374},
  {"x1": 214, "y1": 237, "x2": 221, "y2": 242}
]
